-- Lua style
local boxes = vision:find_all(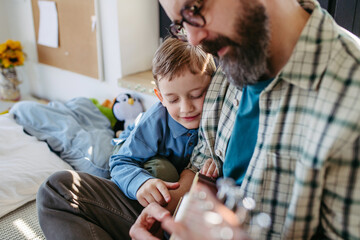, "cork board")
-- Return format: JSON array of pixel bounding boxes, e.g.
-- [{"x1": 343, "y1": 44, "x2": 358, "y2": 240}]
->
[{"x1": 31, "y1": 0, "x2": 100, "y2": 79}]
